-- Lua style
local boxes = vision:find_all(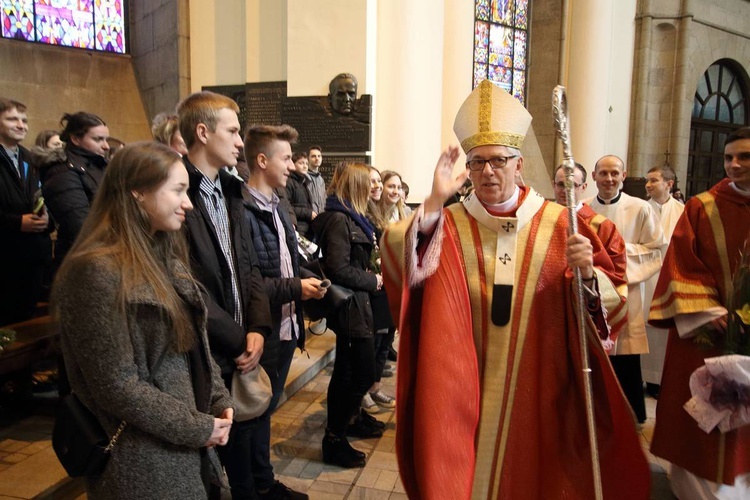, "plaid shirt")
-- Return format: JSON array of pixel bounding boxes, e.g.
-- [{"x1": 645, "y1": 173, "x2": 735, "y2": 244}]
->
[{"x1": 197, "y1": 173, "x2": 243, "y2": 326}]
